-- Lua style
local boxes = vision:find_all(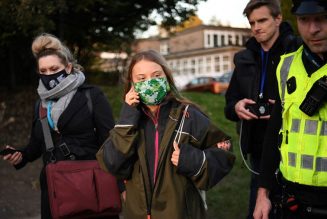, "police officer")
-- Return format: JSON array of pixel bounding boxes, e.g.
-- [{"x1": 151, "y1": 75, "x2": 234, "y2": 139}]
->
[{"x1": 253, "y1": 0, "x2": 327, "y2": 218}]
